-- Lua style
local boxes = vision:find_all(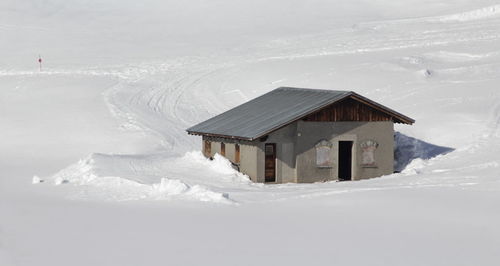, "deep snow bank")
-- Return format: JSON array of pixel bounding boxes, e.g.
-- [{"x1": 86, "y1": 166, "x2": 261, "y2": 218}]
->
[
  {"x1": 42, "y1": 134, "x2": 458, "y2": 202},
  {"x1": 46, "y1": 152, "x2": 246, "y2": 203}
]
